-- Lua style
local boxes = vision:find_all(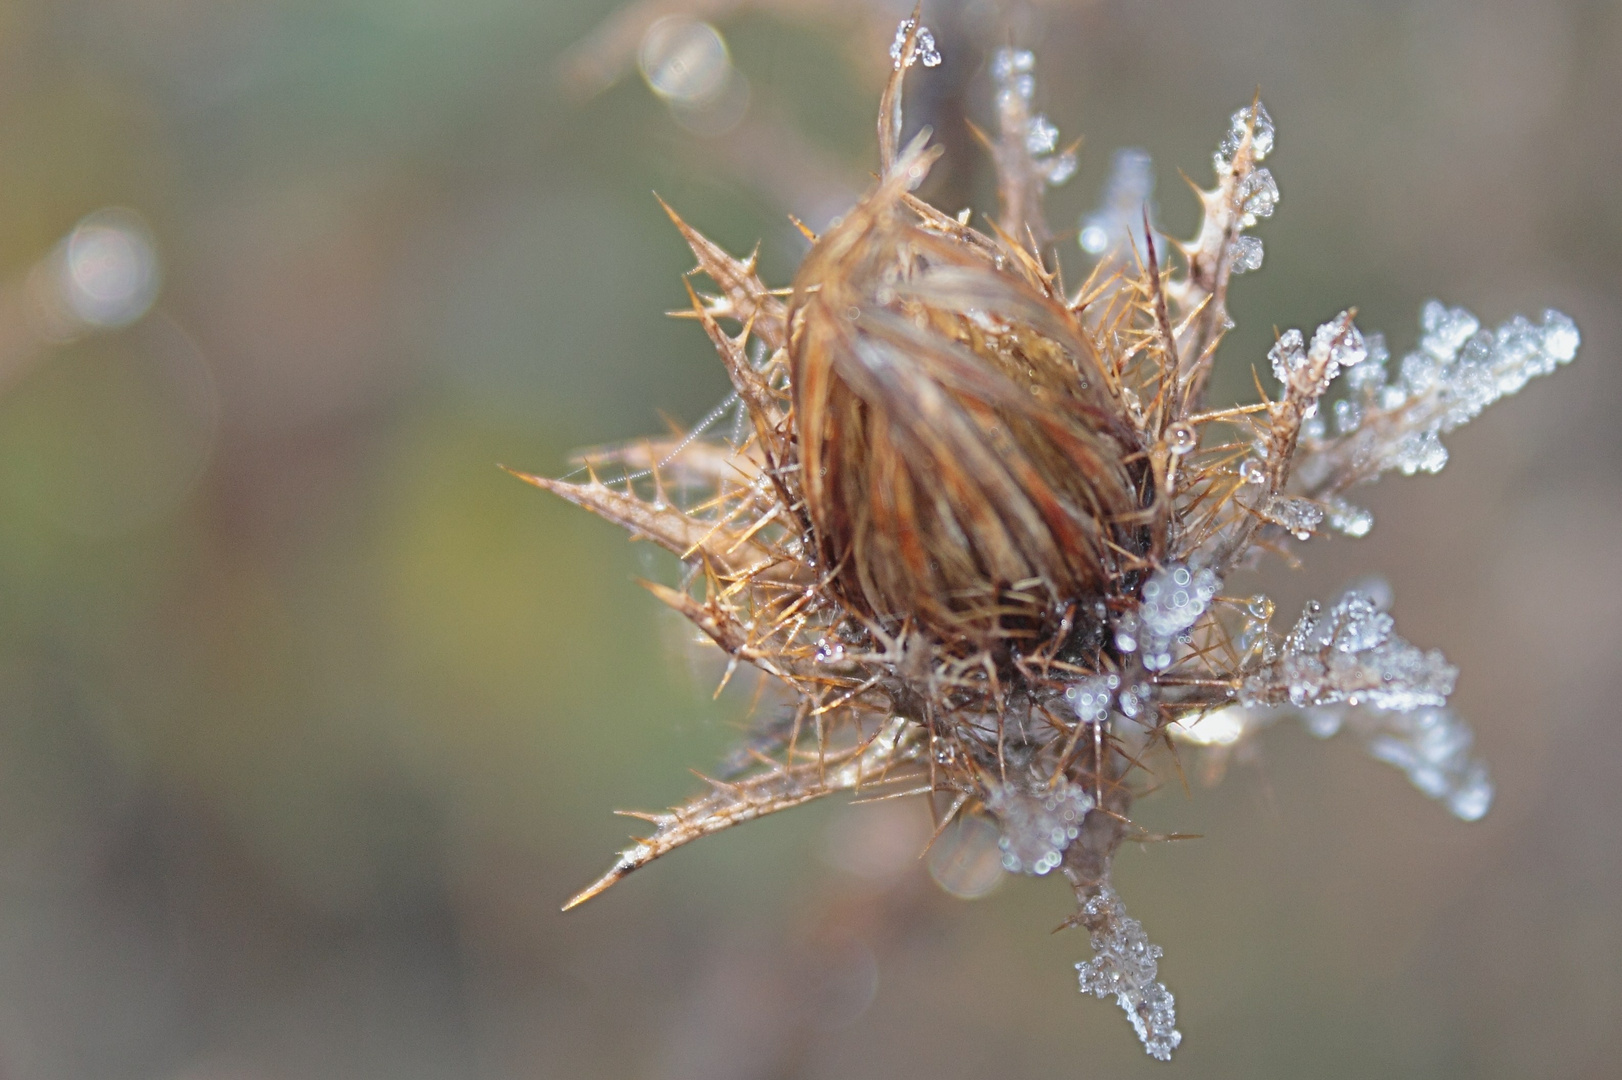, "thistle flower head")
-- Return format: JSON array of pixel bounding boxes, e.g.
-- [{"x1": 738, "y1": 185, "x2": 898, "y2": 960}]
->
[{"x1": 519, "y1": 19, "x2": 1579, "y2": 1061}]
